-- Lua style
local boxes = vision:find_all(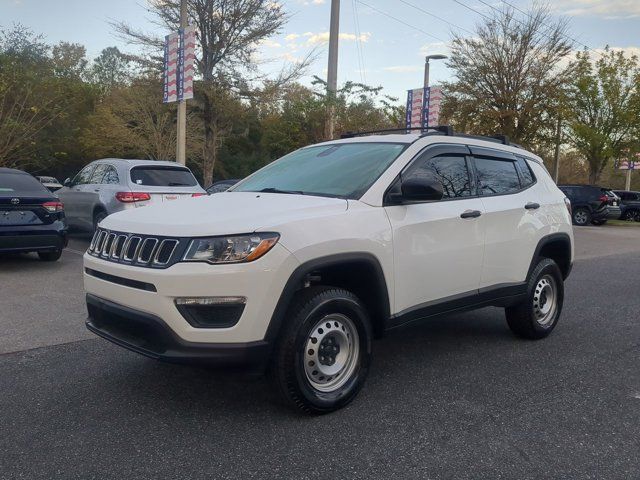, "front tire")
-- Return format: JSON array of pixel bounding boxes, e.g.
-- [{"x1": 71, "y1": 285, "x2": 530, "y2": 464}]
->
[
  {"x1": 505, "y1": 258, "x2": 564, "y2": 339},
  {"x1": 270, "y1": 286, "x2": 372, "y2": 414},
  {"x1": 38, "y1": 250, "x2": 62, "y2": 262}
]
